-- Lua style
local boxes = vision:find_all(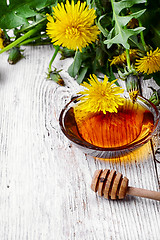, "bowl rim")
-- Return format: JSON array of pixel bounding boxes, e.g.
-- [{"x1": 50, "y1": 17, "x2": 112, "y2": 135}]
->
[{"x1": 59, "y1": 95, "x2": 160, "y2": 152}]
